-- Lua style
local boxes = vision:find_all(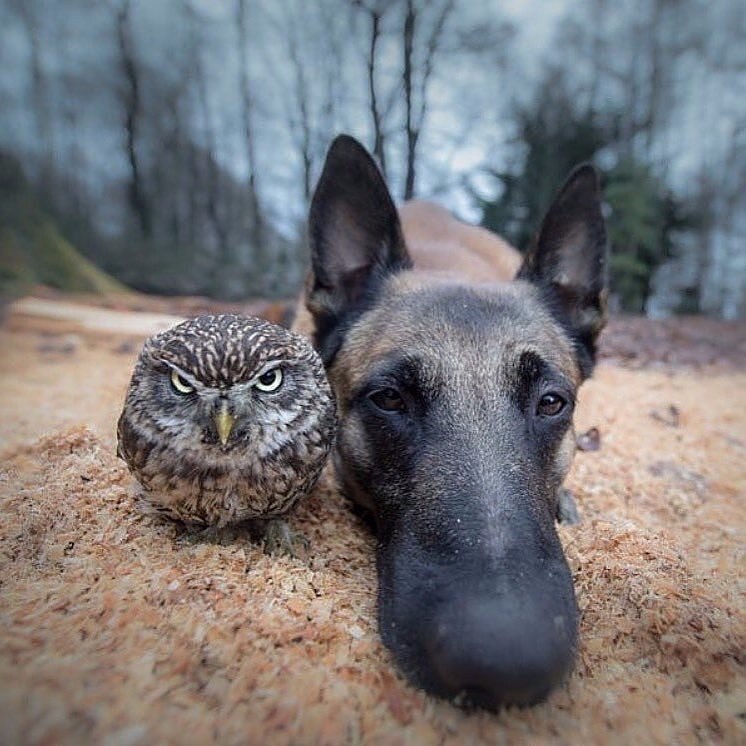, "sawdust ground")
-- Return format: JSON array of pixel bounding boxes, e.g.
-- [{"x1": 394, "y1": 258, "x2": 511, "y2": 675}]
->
[{"x1": 0, "y1": 301, "x2": 744, "y2": 745}]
